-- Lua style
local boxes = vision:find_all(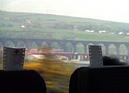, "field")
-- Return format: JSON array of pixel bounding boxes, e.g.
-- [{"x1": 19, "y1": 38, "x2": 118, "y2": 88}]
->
[{"x1": 1, "y1": 11, "x2": 129, "y2": 41}]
